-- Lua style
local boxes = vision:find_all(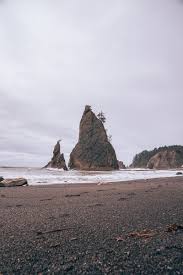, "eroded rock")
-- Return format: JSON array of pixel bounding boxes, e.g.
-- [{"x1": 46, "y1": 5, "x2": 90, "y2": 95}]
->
[
  {"x1": 147, "y1": 150, "x2": 177, "y2": 169},
  {"x1": 45, "y1": 140, "x2": 68, "y2": 170},
  {"x1": 0, "y1": 178, "x2": 28, "y2": 187},
  {"x1": 131, "y1": 145, "x2": 183, "y2": 168},
  {"x1": 69, "y1": 105, "x2": 119, "y2": 171}
]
